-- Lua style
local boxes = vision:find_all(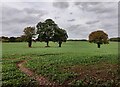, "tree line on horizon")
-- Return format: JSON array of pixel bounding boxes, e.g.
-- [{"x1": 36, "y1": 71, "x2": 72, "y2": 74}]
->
[
  {"x1": 1, "y1": 19, "x2": 119, "y2": 48},
  {"x1": 2, "y1": 36, "x2": 119, "y2": 42}
]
